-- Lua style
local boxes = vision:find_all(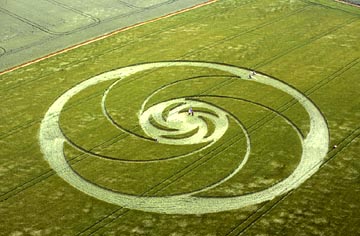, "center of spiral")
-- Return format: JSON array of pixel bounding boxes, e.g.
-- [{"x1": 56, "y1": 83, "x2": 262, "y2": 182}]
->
[{"x1": 139, "y1": 98, "x2": 229, "y2": 145}]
